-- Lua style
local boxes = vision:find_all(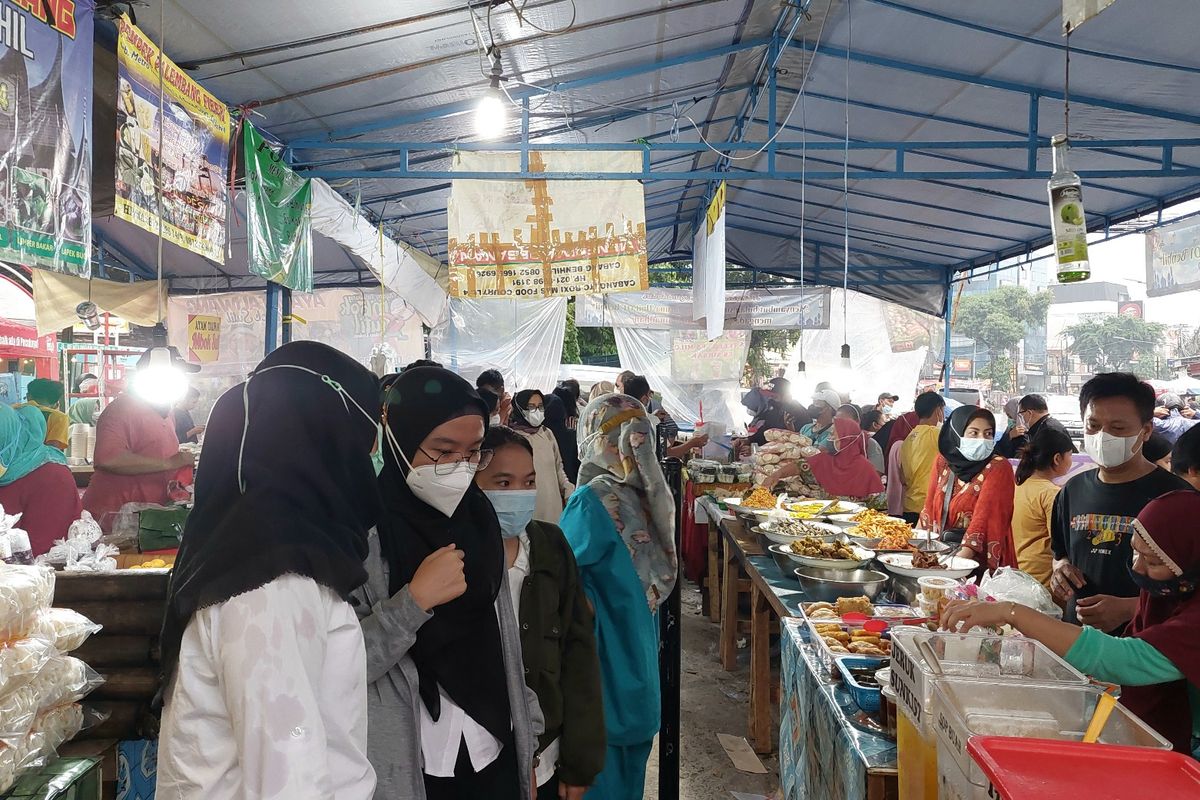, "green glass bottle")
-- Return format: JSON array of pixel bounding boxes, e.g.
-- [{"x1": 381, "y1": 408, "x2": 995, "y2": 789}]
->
[{"x1": 1048, "y1": 134, "x2": 1091, "y2": 283}]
